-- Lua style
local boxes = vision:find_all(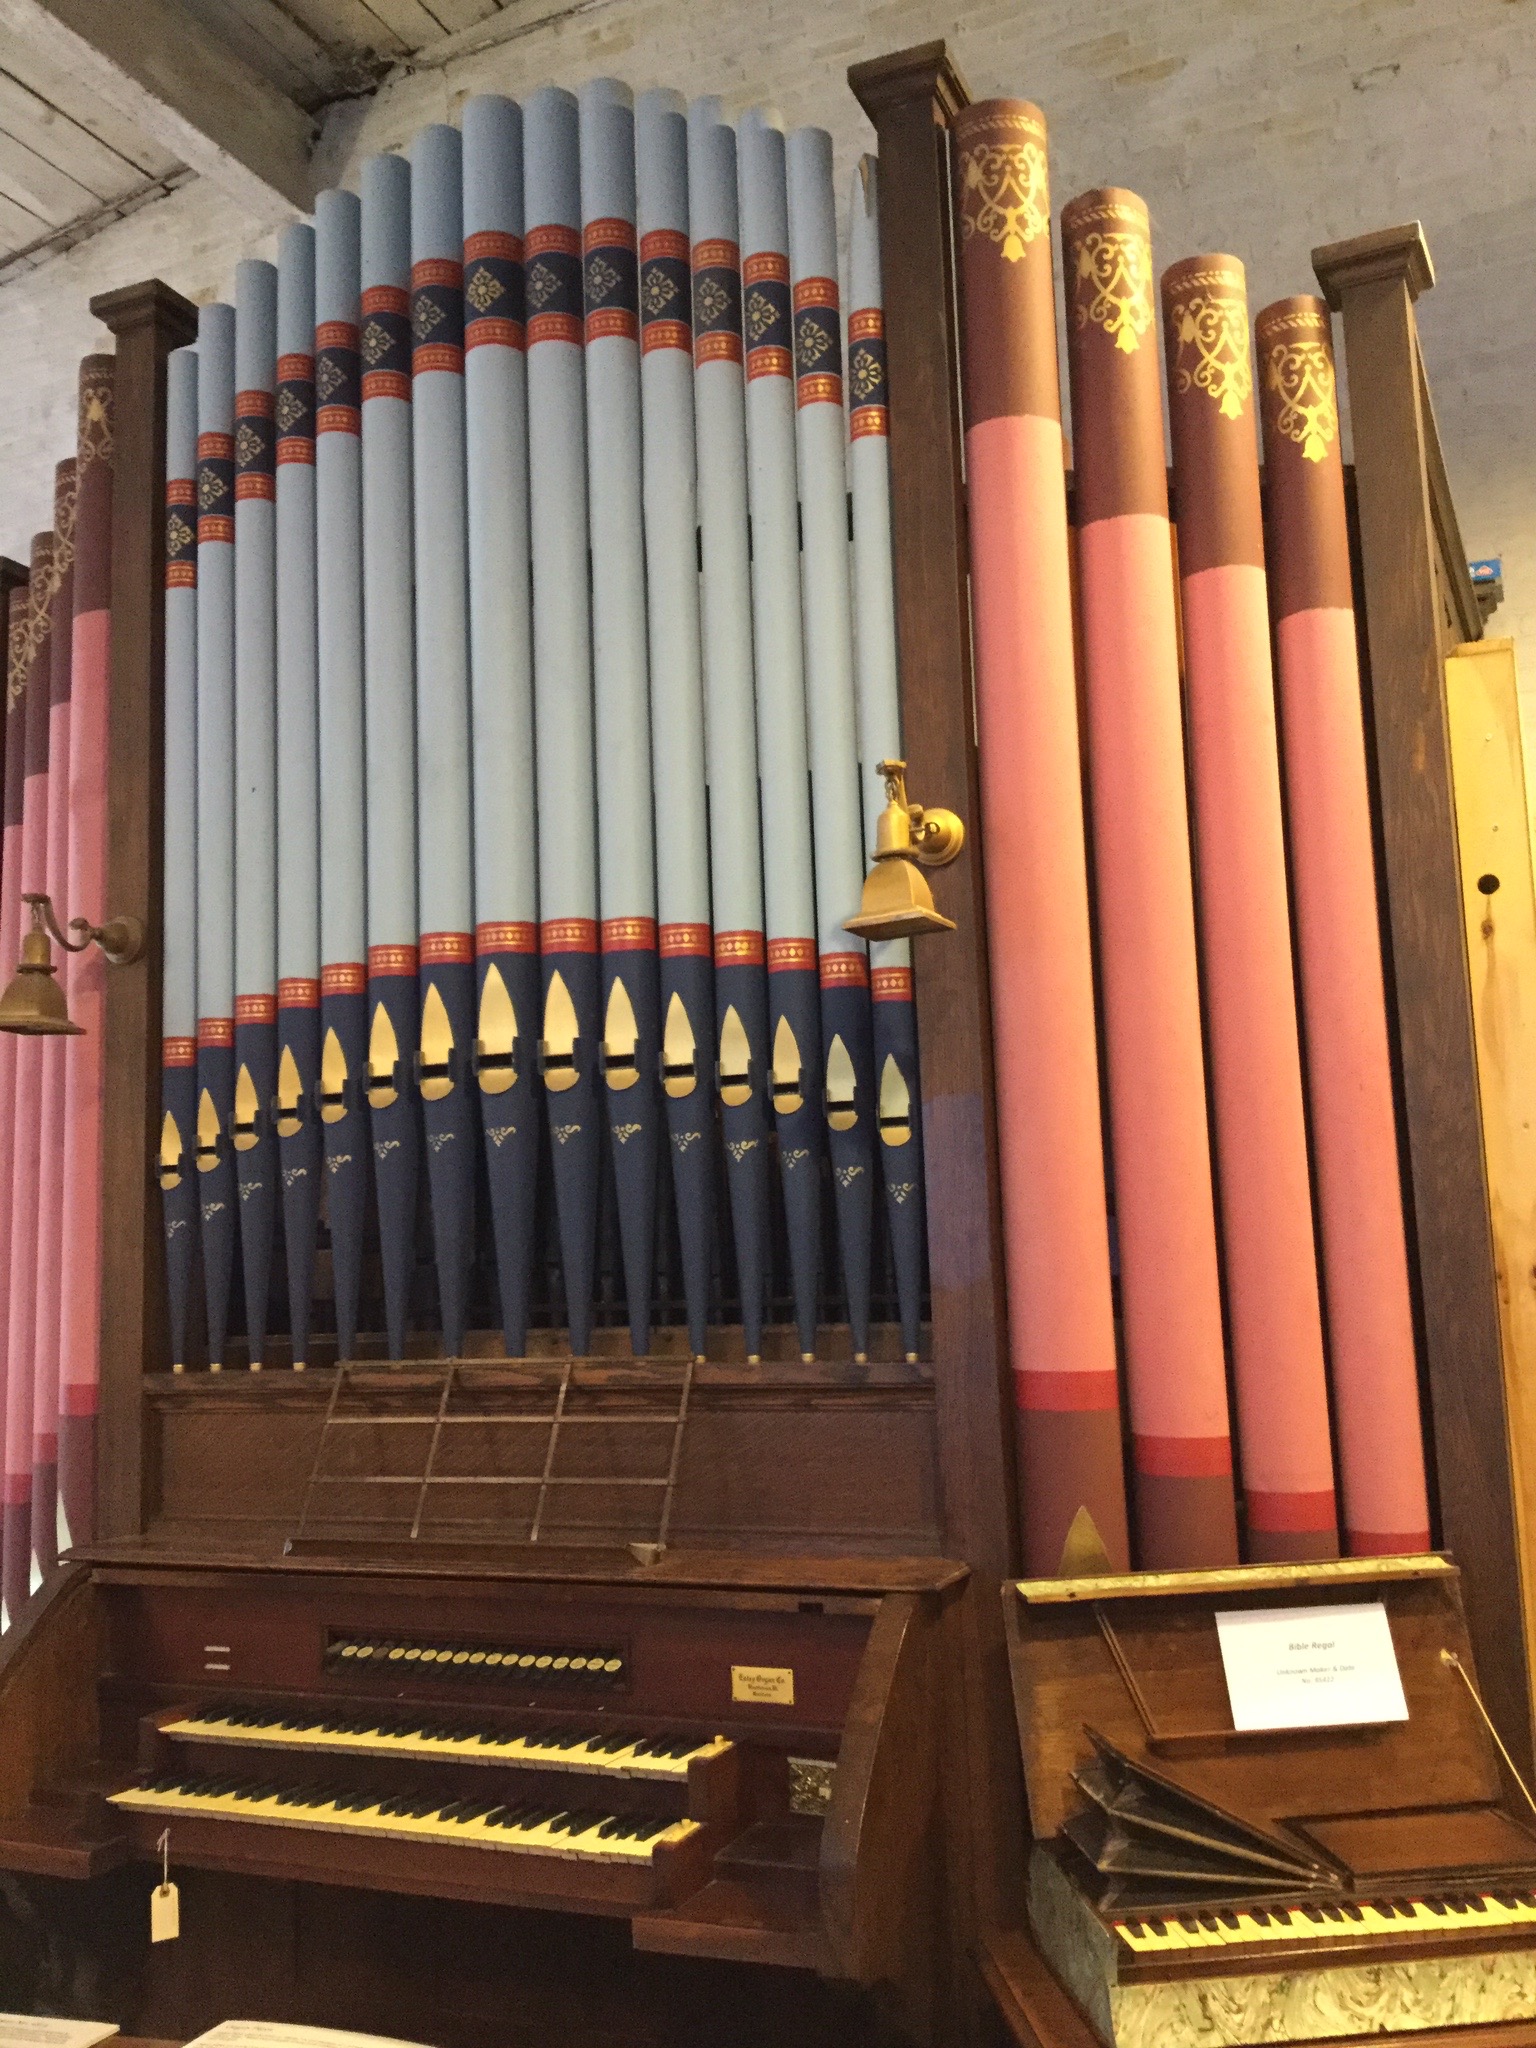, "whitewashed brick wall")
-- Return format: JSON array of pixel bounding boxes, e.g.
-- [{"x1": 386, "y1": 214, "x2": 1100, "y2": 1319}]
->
[{"x1": 1, "y1": 0, "x2": 1531, "y2": 711}]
